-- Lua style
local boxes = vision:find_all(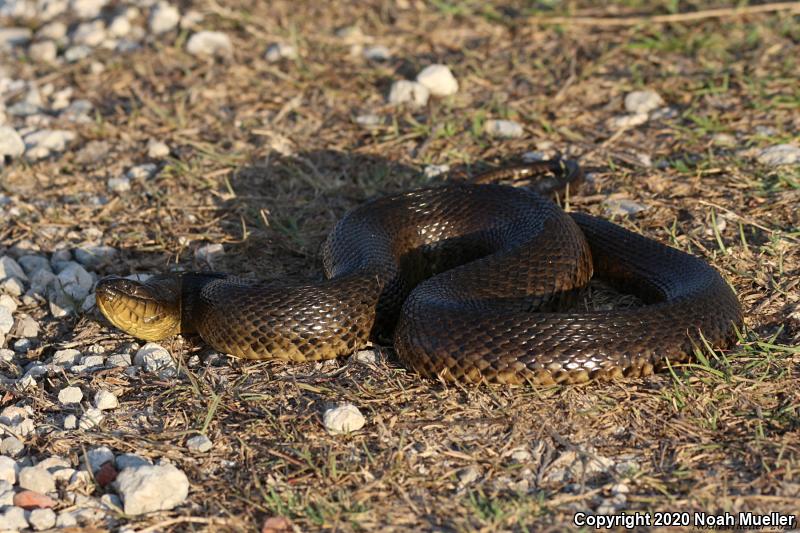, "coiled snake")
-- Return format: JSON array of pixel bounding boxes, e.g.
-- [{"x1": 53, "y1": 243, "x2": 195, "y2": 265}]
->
[{"x1": 95, "y1": 159, "x2": 742, "y2": 384}]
